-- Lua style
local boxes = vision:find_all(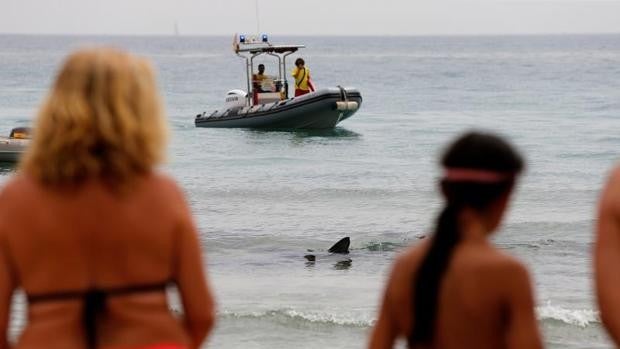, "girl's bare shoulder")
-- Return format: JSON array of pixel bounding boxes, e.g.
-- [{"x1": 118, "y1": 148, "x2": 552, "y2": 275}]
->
[
  {"x1": 390, "y1": 241, "x2": 431, "y2": 281},
  {"x1": 473, "y1": 248, "x2": 531, "y2": 289}
]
